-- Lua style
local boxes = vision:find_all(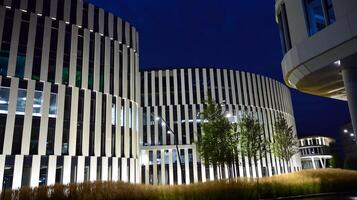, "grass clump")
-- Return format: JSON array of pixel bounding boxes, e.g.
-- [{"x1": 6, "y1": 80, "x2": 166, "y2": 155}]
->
[{"x1": 1, "y1": 168, "x2": 357, "y2": 200}]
